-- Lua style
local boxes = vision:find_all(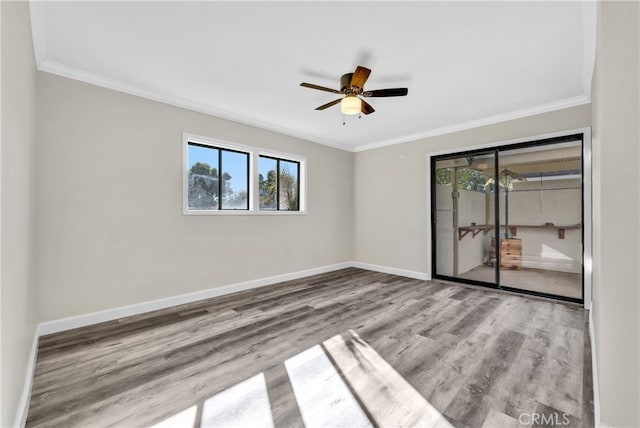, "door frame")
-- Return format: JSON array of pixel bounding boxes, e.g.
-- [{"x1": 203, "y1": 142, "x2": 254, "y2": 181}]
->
[{"x1": 426, "y1": 127, "x2": 592, "y2": 308}]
